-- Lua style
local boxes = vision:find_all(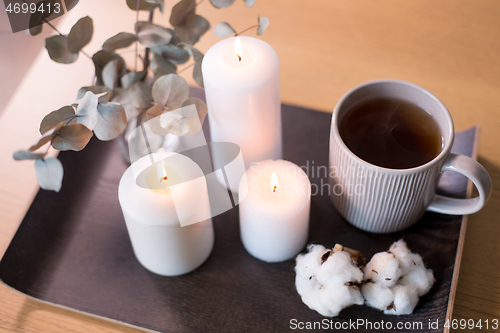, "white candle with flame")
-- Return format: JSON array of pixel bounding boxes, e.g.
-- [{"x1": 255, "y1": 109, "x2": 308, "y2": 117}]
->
[
  {"x1": 118, "y1": 152, "x2": 214, "y2": 276},
  {"x1": 238, "y1": 160, "x2": 311, "y2": 262},
  {"x1": 202, "y1": 37, "x2": 282, "y2": 191}
]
